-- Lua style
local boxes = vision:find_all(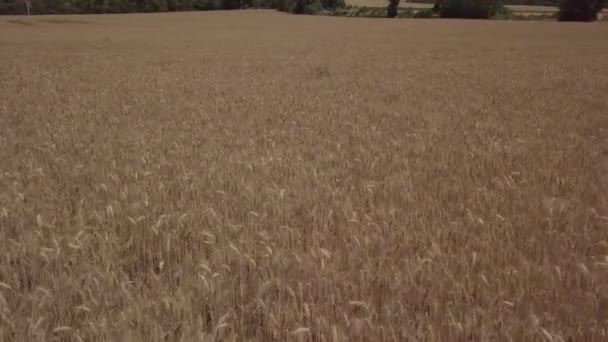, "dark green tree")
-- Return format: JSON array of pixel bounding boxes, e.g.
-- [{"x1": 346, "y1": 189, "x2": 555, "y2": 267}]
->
[
  {"x1": 0, "y1": 0, "x2": 28, "y2": 14},
  {"x1": 386, "y1": 0, "x2": 399, "y2": 17},
  {"x1": 558, "y1": 0, "x2": 604, "y2": 21},
  {"x1": 434, "y1": 0, "x2": 503, "y2": 18},
  {"x1": 294, "y1": 0, "x2": 305, "y2": 13}
]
